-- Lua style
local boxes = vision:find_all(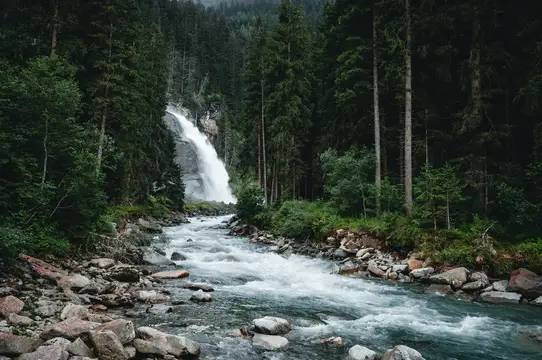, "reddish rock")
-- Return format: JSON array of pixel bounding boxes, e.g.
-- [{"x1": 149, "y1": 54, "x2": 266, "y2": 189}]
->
[
  {"x1": 150, "y1": 270, "x2": 189, "y2": 280},
  {"x1": 41, "y1": 318, "x2": 101, "y2": 340},
  {"x1": 508, "y1": 268, "x2": 542, "y2": 299},
  {"x1": 98, "y1": 319, "x2": 135, "y2": 344},
  {"x1": 21, "y1": 255, "x2": 67, "y2": 281},
  {"x1": 0, "y1": 295, "x2": 24, "y2": 317},
  {"x1": 407, "y1": 259, "x2": 423, "y2": 271}
]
